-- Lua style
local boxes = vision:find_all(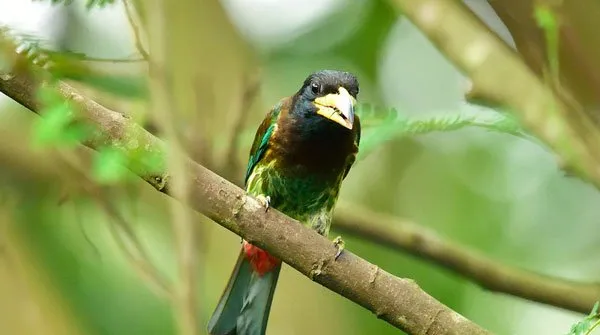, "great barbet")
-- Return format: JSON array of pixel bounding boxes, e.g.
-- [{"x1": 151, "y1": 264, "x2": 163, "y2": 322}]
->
[{"x1": 208, "y1": 70, "x2": 361, "y2": 335}]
